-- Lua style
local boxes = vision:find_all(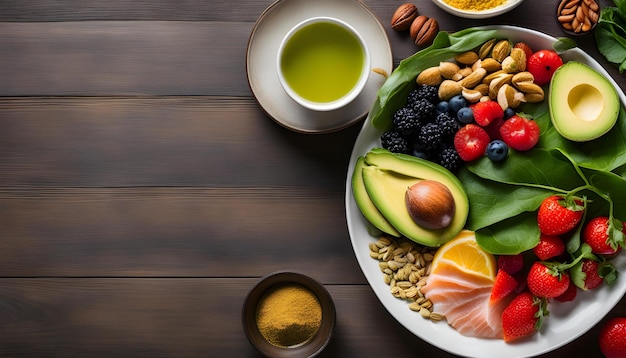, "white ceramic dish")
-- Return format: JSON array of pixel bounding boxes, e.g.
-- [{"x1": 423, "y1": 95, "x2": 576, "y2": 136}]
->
[
  {"x1": 246, "y1": 0, "x2": 393, "y2": 134},
  {"x1": 345, "y1": 25, "x2": 626, "y2": 358},
  {"x1": 433, "y1": 0, "x2": 524, "y2": 19}
]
